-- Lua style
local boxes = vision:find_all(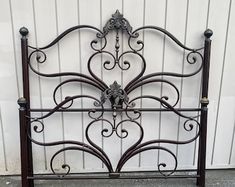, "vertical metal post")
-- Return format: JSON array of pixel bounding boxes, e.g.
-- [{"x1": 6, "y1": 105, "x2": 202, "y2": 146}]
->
[
  {"x1": 197, "y1": 29, "x2": 213, "y2": 187},
  {"x1": 18, "y1": 98, "x2": 30, "y2": 187},
  {"x1": 19, "y1": 27, "x2": 34, "y2": 187}
]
